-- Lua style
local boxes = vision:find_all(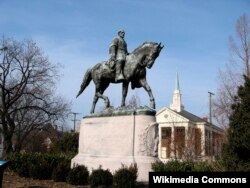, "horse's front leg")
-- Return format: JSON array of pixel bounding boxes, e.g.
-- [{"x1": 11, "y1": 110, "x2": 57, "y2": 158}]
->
[
  {"x1": 121, "y1": 82, "x2": 129, "y2": 107},
  {"x1": 139, "y1": 78, "x2": 155, "y2": 109}
]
